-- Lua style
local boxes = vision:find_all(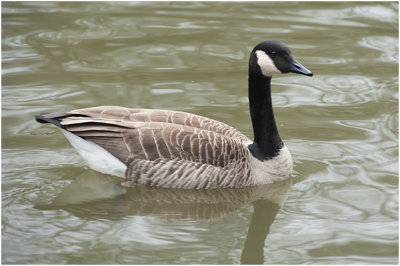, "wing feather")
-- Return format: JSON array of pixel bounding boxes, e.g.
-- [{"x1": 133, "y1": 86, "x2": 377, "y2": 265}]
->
[{"x1": 38, "y1": 106, "x2": 252, "y2": 187}]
